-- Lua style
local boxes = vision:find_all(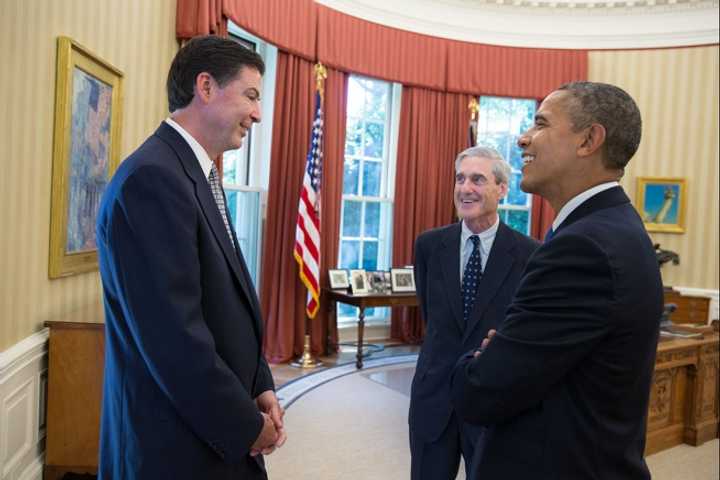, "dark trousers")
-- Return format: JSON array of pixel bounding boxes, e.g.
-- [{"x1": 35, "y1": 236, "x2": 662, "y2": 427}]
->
[{"x1": 410, "y1": 412, "x2": 485, "y2": 480}]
